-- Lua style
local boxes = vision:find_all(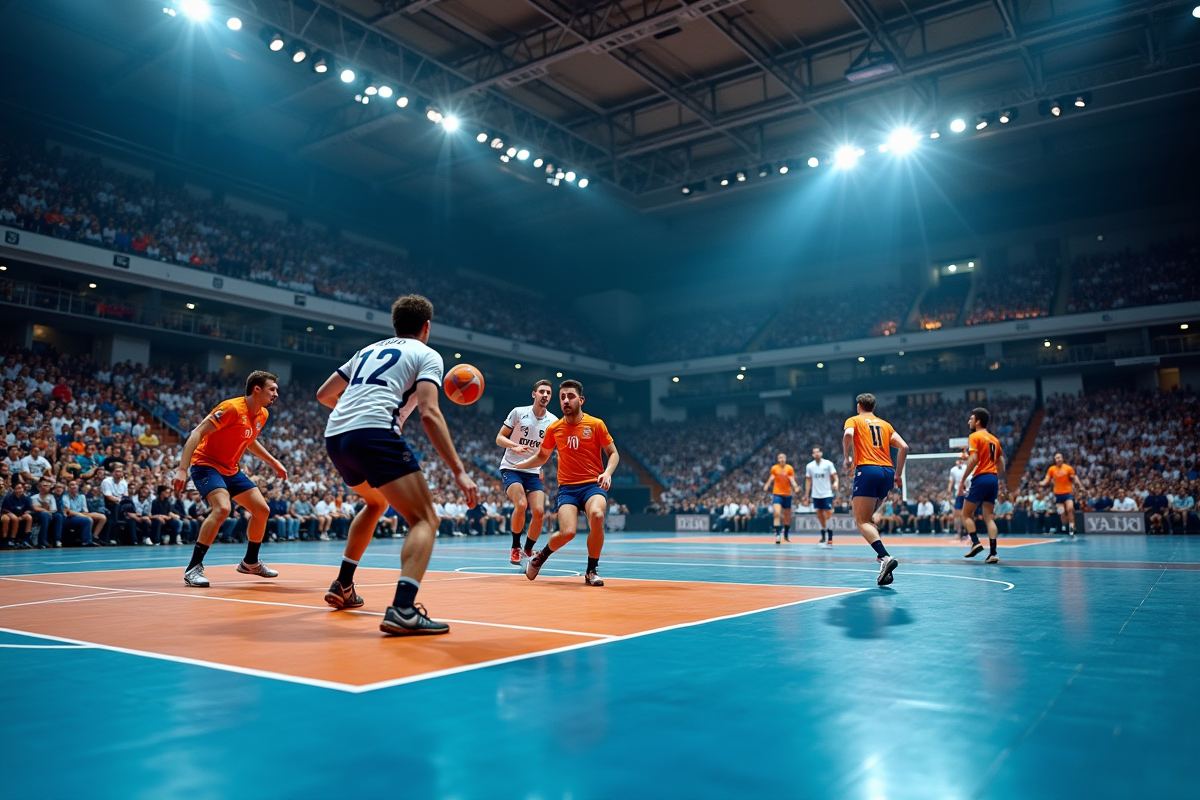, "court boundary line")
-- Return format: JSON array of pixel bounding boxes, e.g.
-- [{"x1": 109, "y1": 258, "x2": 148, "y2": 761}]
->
[
  {"x1": 623, "y1": 537, "x2": 1059, "y2": 550},
  {"x1": 0, "y1": 570, "x2": 863, "y2": 693}
]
